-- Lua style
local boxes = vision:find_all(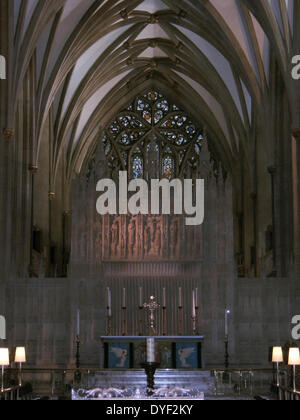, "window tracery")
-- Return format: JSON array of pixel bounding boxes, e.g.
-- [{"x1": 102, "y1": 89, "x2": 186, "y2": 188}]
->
[{"x1": 103, "y1": 91, "x2": 205, "y2": 180}]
